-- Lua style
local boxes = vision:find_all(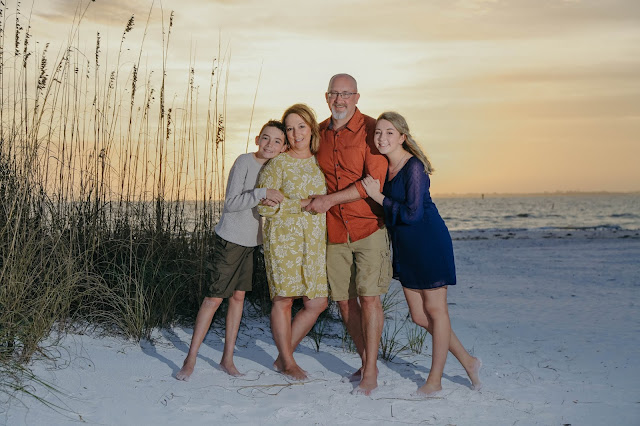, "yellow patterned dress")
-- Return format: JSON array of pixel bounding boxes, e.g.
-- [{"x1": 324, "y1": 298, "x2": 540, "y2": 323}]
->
[{"x1": 257, "y1": 153, "x2": 329, "y2": 300}]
